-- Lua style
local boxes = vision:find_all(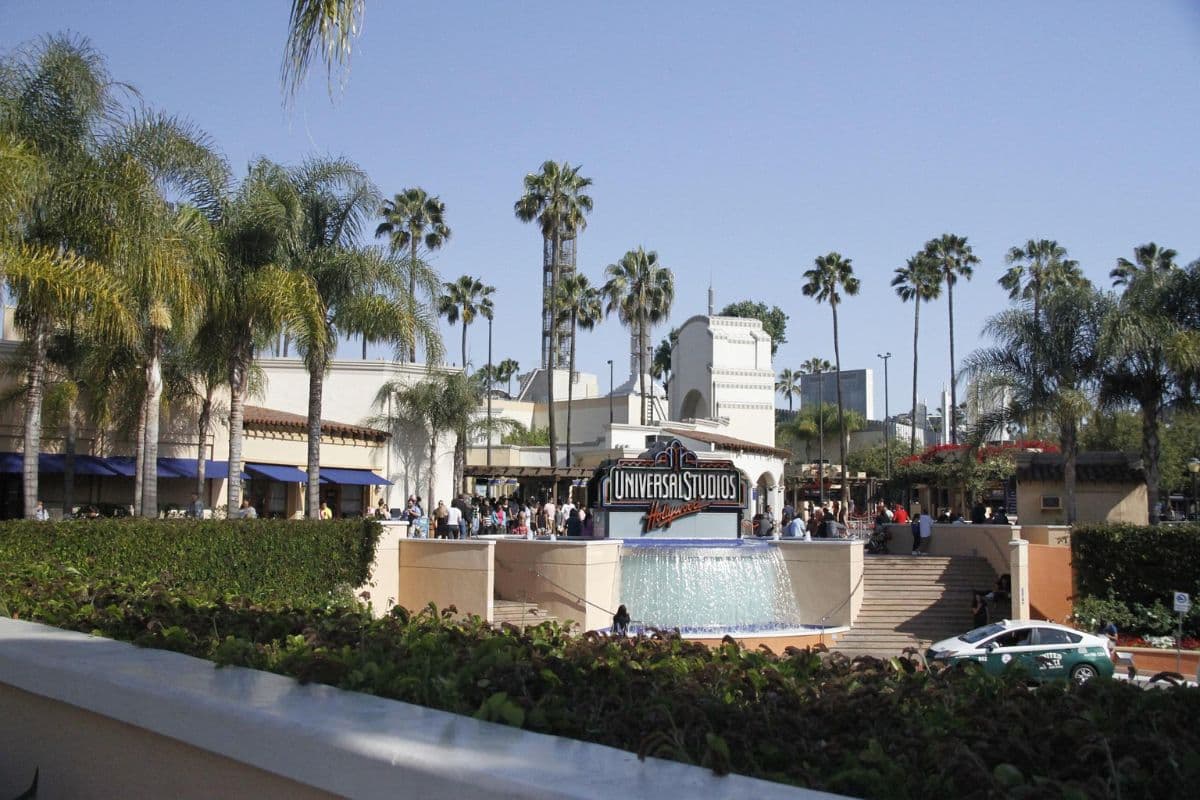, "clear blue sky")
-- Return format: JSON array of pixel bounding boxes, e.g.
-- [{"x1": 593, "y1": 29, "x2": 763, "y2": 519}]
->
[{"x1": 5, "y1": 1, "x2": 1199, "y2": 417}]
